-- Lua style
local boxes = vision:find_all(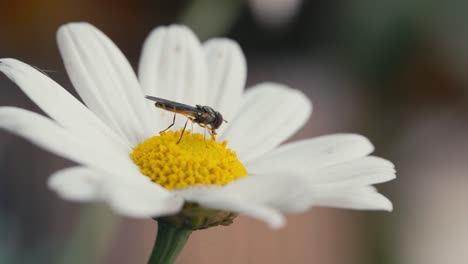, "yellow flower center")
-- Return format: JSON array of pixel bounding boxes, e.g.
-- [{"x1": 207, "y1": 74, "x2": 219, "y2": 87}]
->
[{"x1": 130, "y1": 129, "x2": 247, "y2": 190}]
